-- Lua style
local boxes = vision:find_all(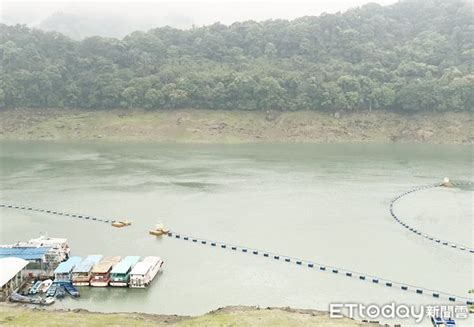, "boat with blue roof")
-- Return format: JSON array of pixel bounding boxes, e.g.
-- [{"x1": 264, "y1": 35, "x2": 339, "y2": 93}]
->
[
  {"x1": 72, "y1": 255, "x2": 103, "y2": 286},
  {"x1": 110, "y1": 256, "x2": 141, "y2": 287},
  {"x1": 54, "y1": 256, "x2": 82, "y2": 282}
]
